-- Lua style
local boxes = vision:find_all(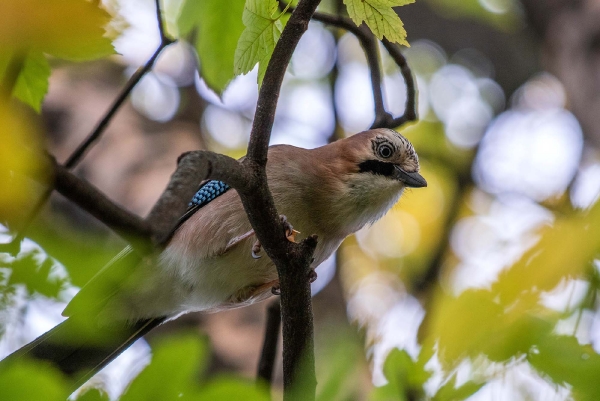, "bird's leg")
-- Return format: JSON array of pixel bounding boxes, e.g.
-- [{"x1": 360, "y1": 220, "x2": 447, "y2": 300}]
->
[{"x1": 251, "y1": 215, "x2": 299, "y2": 259}]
